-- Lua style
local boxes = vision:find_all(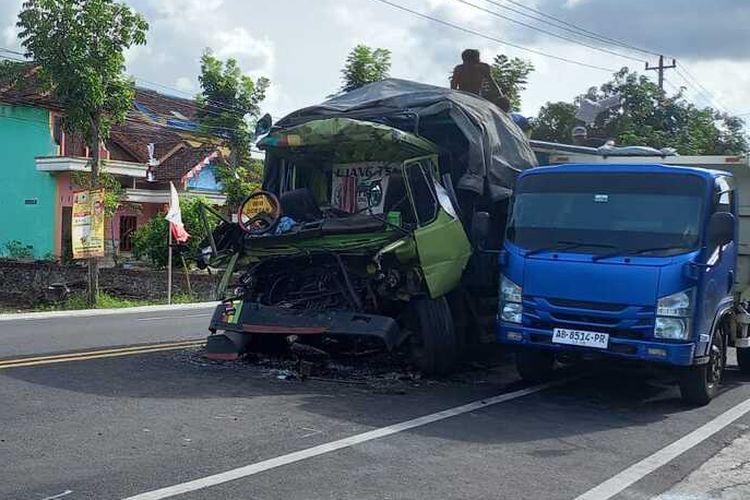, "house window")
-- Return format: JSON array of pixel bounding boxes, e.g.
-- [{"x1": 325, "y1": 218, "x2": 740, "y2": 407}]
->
[{"x1": 119, "y1": 215, "x2": 138, "y2": 252}]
